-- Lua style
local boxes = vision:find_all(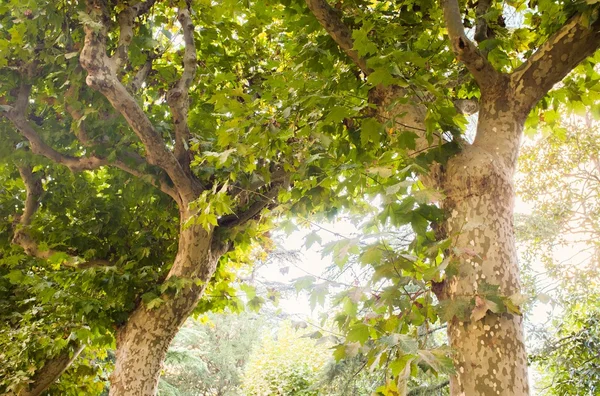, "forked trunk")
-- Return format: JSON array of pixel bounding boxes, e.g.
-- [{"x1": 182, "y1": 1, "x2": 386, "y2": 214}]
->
[
  {"x1": 109, "y1": 213, "x2": 221, "y2": 396},
  {"x1": 440, "y1": 89, "x2": 529, "y2": 395}
]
